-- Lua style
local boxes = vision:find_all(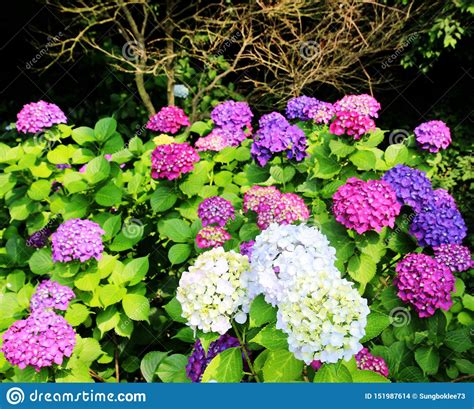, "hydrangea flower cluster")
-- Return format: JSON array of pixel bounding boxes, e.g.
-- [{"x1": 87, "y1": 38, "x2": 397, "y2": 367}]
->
[
  {"x1": 173, "y1": 84, "x2": 189, "y2": 99},
  {"x1": 195, "y1": 226, "x2": 231, "y2": 249},
  {"x1": 51, "y1": 218, "x2": 105, "y2": 263},
  {"x1": 195, "y1": 127, "x2": 247, "y2": 152},
  {"x1": 146, "y1": 106, "x2": 190, "y2": 134},
  {"x1": 16, "y1": 101, "x2": 67, "y2": 134},
  {"x1": 27, "y1": 227, "x2": 52, "y2": 249},
  {"x1": 177, "y1": 247, "x2": 252, "y2": 334},
  {"x1": 239, "y1": 240, "x2": 255, "y2": 261},
  {"x1": 251, "y1": 112, "x2": 308, "y2": 166},
  {"x1": 355, "y1": 348, "x2": 389, "y2": 377},
  {"x1": 151, "y1": 142, "x2": 200, "y2": 180},
  {"x1": 198, "y1": 196, "x2": 235, "y2": 227},
  {"x1": 329, "y1": 110, "x2": 376, "y2": 139},
  {"x1": 306, "y1": 101, "x2": 335, "y2": 124},
  {"x1": 243, "y1": 186, "x2": 281, "y2": 213},
  {"x1": 382, "y1": 165, "x2": 433, "y2": 212},
  {"x1": 394, "y1": 254, "x2": 455, "y2": 318},
  {"x1": 431, "y1": 188, "x2": 457, "y2": 209},
  {"x1": 334, "y1": 94, "x2": 381, "y2": 118},
  {"x1": 332, "y1": 177, "x2": 401, "y2": 234},
  {"x1": 414, "y1": 120, "x2": 451, "y2": 153},
  {"x1": 285, "y1": 96, "x2": 320, "y2": 121},
  {"x1": 433, "y1": 244, "x2": 473, "y2": 273},
  {"x1": 30, "y1": 280, "x2": 75, "y2": 312},
  {"x1": 1, "y1": 310, "x2": 76, "y2": 371},
  {"x1": 210, "y1": 100, "x2": 253, "y2": 129},
  {"x1": 186, "y1": 334, "x2": 240, "y2": 382}
]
